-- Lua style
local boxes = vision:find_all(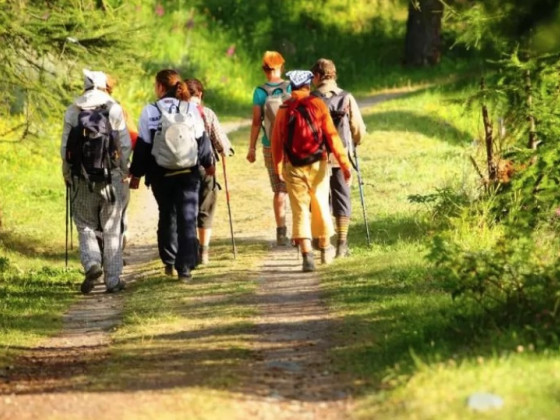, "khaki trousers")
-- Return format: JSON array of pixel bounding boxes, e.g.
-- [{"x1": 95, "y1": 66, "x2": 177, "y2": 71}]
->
[{"x1": 283, "y1": 159, "x2": 334, "y2": 241}]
